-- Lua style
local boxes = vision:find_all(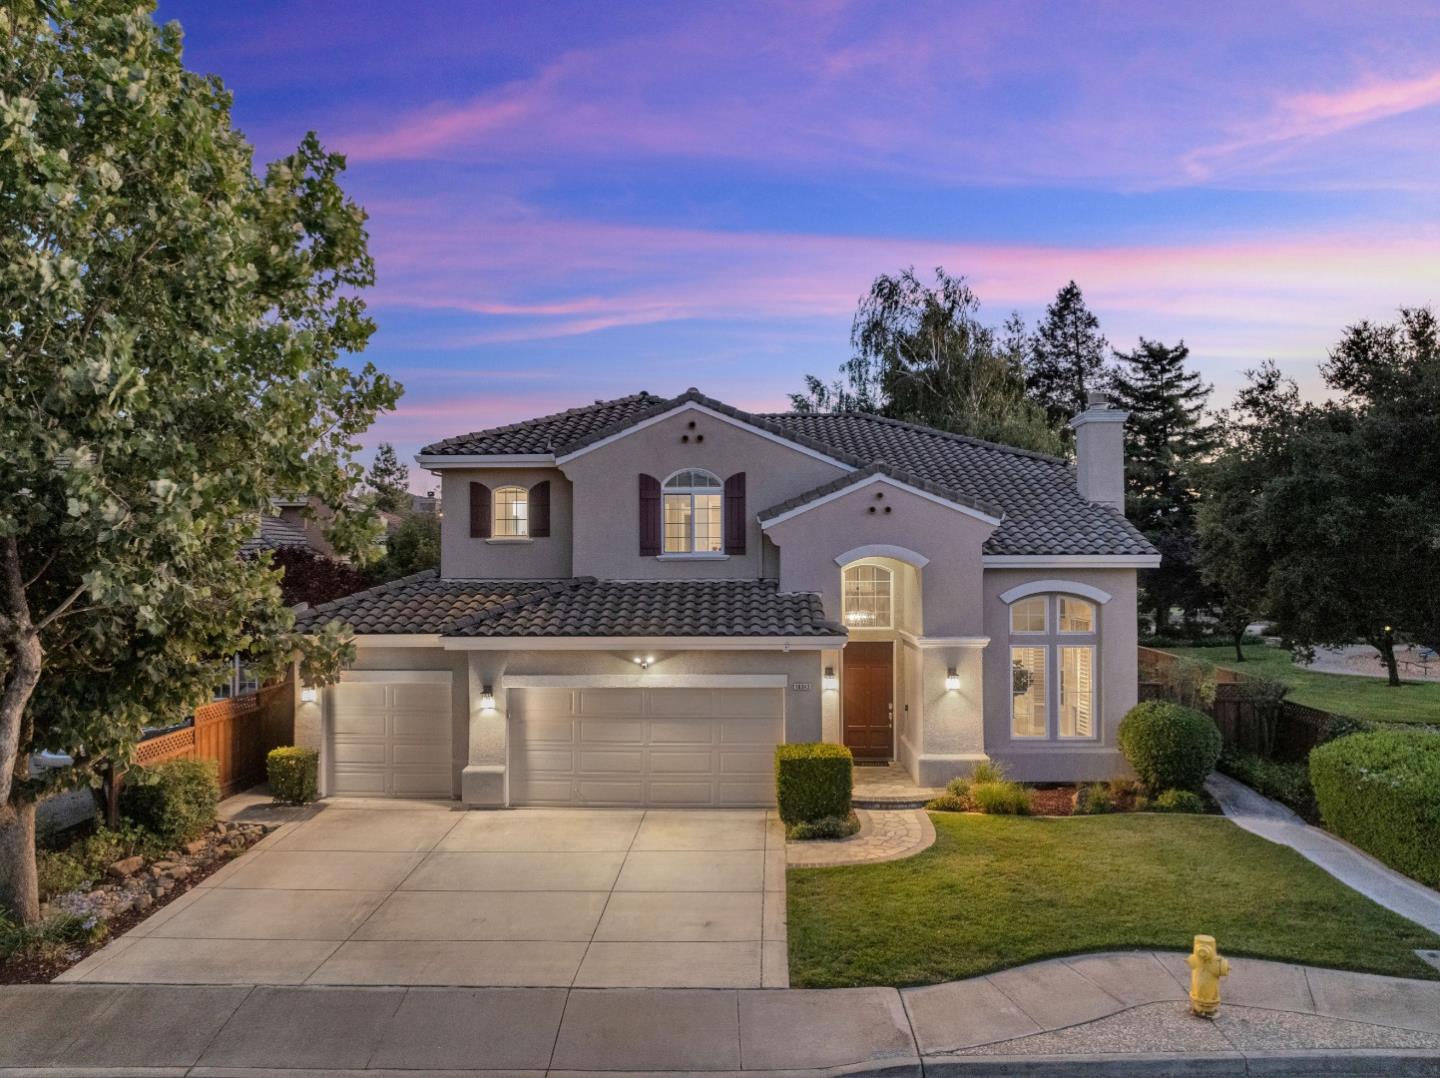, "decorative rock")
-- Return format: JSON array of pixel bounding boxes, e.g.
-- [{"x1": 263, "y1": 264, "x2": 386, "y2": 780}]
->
[
  {"x1": 183, "y1": 839, "x2": 207, "y2": 855},
  {"x1": 166, "y1": 865, "x2": 192, "y2": 881},
  {"x1": 152, "y1": 860, "x2": 179, "y2": 872},
  {"x1": 132, "y1": 893, "x2": 153, "y2": 912},
  {"x1": 107, "y1": 856, "x2": 144, "y2": 879}
]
